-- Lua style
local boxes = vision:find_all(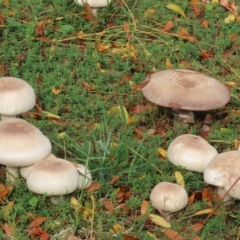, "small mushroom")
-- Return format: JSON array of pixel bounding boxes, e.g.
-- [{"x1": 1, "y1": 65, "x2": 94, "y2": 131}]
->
[
  {"x1": 150, "y1": 182, "x2": 188, "y2": 213},
  {"x1": 204, "y1": 151, "x2": 240, "y2": 200},
  {"x1": 167, "y1": 134, "x2": 218, "y2": 173},
  {"x1": 22, "y1": 154, "x2": 79, "y2": 196},
  {"x1": 0, "y1": 118, "x2": 51, "y2": 183},
  {"x1": 141, "y1": 69, "x2": 230, "y2": 124},
  {"x1": 0, "y1": 77, "x2": 35, "y2": 120},
  {"x1": 74, "y1": 0, "x2": 112, "y2": 16}
]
